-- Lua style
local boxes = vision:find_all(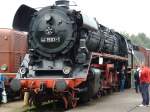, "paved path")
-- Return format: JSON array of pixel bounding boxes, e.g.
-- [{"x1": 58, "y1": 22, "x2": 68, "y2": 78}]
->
[{"x1": 68, "y1": 89, "x2": 150, "y2": 112}]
